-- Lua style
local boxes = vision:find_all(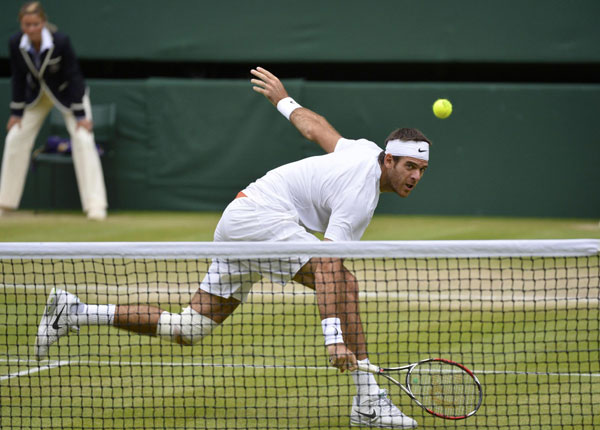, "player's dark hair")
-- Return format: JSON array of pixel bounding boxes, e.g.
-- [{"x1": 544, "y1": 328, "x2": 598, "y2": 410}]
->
[
  {"x1": 378, "y1": 128, "x2": 431, "y2": 165},
  {"x1": 385, "y1": 128, "x2": 432, "y2": 146}
]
